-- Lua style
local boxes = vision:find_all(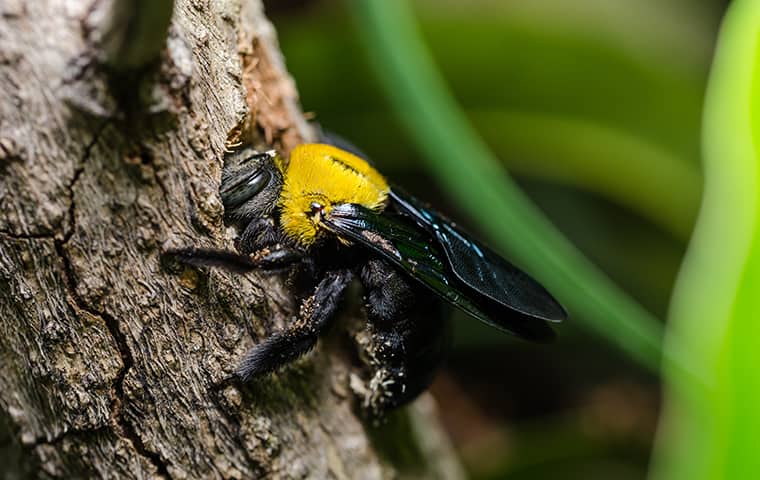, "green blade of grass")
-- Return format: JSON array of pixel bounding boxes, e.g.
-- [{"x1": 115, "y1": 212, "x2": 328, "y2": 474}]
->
[
  {"x1": 653, "y1": 1, "x2": 760, "y2": 478},
  {"x1": 348, "y1": 0, "x2": 699, "y2": 382},
  {"x1": 471, "y1": 110, "x2": 701, "y2": 240}
]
